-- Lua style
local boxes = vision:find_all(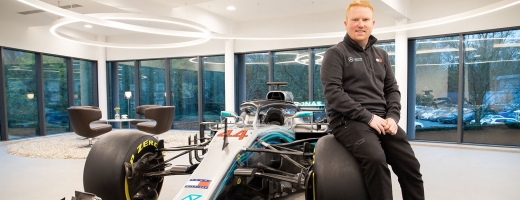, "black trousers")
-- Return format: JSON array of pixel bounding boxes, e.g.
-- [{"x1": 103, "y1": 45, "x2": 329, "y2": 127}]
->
[{"x1": 330, "y1": 118, "x2": 424, "y2": 200}]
